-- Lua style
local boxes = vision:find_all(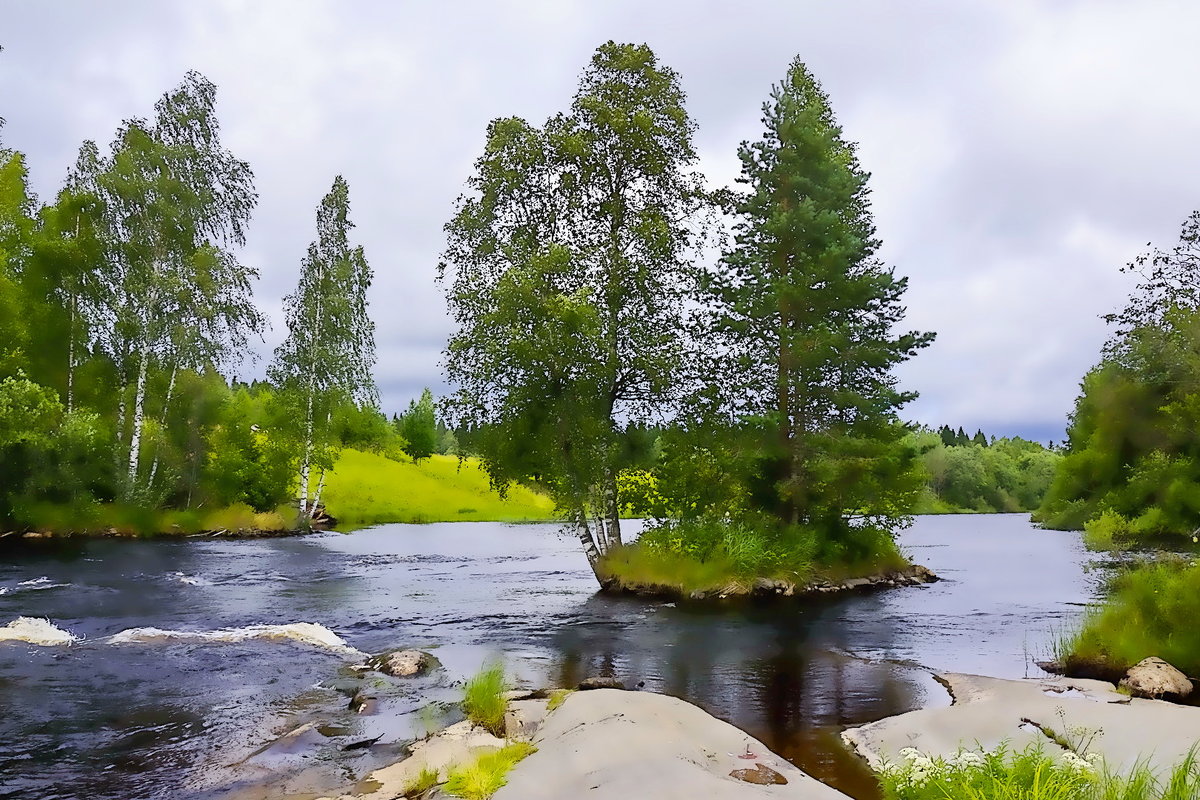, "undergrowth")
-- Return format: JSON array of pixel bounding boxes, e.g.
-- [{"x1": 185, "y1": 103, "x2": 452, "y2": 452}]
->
[
  {"x1": 599, "y1": 515, "x2": 909, "y2": 593},
  {"x1": 1056, "y1": 561, "x2": 1200, "y2": 678},
  {"x1": 881, "y1": 744, "x2": 1200, "y2": 800}
]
